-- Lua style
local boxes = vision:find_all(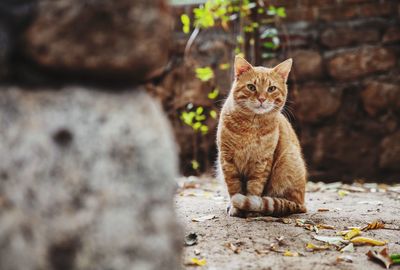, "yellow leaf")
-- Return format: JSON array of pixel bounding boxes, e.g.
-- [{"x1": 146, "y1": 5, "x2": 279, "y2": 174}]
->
[
  {"x1": 306, "y1": 243, "x2": 329, "y2": 251},
  {"x1": 338, "y1": 190, "x2": 349, "y2": 197},
  {"x1": 283, "y1": 250, "x2": 299, "y2": 257},
  {"x1": 190, "y1": 258, "x2": 206, "y2": 266},
  {"x1": 351, "y1": 237, "x2": 386, "y2": 246},
  {"x1": 344, "y1": 228, "x2": 361, "y2": 240}
]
